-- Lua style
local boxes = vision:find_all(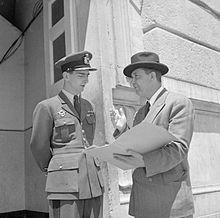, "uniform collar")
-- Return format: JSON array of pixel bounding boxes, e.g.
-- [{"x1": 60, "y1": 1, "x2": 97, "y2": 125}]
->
[
  {"x1": 58, "y1": 90, "x2": 80, "y2": 120},
  {"x1": 62, "y1": 89, "x2": 80, "y2": 104}
]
